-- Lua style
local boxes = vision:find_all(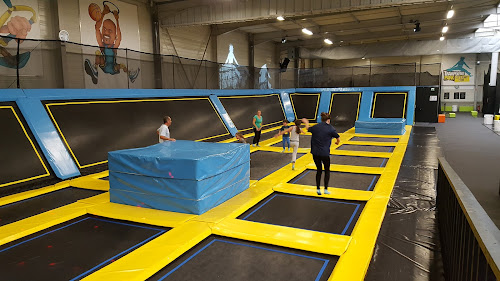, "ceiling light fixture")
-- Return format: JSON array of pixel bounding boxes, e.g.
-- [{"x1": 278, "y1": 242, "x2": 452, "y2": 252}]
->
[
  {"x1": 447, "y1": 10, "x2": 455, "y2": 19},
  {"x1": 324, "y1": 38, "x2": 333, "y2": 45},
  {"x1": 442, "y1": 26, "x2": 449, "y2": 33},
  {"x1": 281, "y1": 37, "x2": 287, "y2": 43},
  {"x1": 362, "y1": 57, "x2": 366, "y2": 60},
  {"x1": 302, "y1": 28, "x2": 313, "y2": 35},
  {"x1": 277, "y1": 16, "x2": 285, "y2": 21},
  {"x1": 440, "y1": 36, "x2": 445, "y2": 41},
  {"x1": 414, "y1": 21, "x2": 421, "y2": 32}
]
